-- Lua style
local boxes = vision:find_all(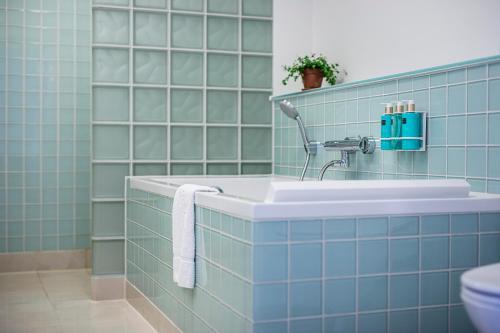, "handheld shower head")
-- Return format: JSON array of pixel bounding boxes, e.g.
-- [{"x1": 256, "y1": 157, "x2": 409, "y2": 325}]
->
[{"x1": 279, "y1": 100, "x2": 300, "y2": 120}]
